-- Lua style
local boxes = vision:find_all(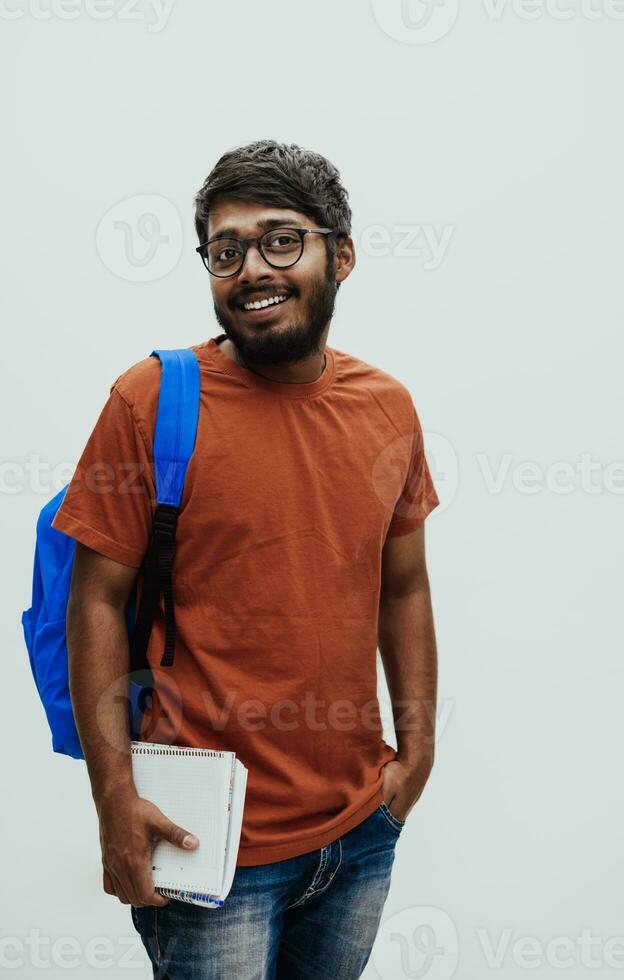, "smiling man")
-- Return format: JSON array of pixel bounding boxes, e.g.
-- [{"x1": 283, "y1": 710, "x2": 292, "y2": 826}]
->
[
  {"x1": 52, "y1": 140, "x2": 440, "y2": 979},
  {"x1": 206, "y1": 202, "x2": 340, "y2": 374}
]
